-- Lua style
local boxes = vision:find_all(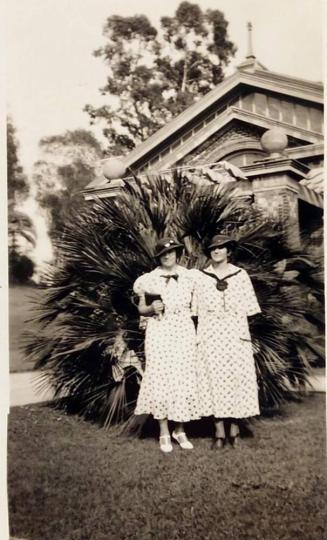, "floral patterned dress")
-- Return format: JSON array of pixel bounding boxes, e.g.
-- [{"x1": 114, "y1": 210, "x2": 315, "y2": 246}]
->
[
  {"x1": 192, "y1": 264, "x2": 261, "y2": 419},
  {"x1": 133, "y1": 266, "x2": 202, "y2": 421}
]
